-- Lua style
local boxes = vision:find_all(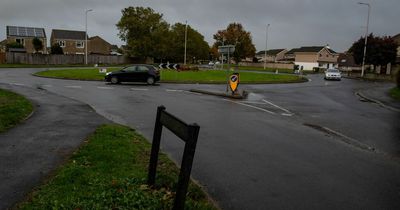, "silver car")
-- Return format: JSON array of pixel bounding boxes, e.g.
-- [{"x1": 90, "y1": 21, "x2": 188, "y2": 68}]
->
[{"x1": 324, "y1": 68, "x2": 341, "y2": 80}]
